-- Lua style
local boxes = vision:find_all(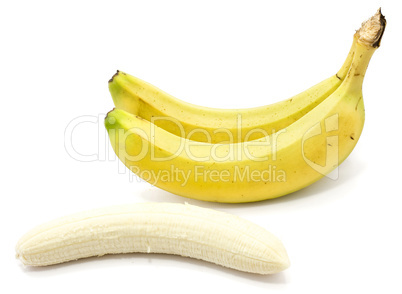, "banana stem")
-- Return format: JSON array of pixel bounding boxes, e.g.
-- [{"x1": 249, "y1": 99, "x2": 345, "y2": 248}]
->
[
  {"x1": 336, "y1": 38, "x2": 356, "y2": 81},
  {"x1": 337, "y1": 8, "x2": 386, "y2": 93},
  {"x1": 340, "y1": 43, "x2": 375, "y2": 94}
]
